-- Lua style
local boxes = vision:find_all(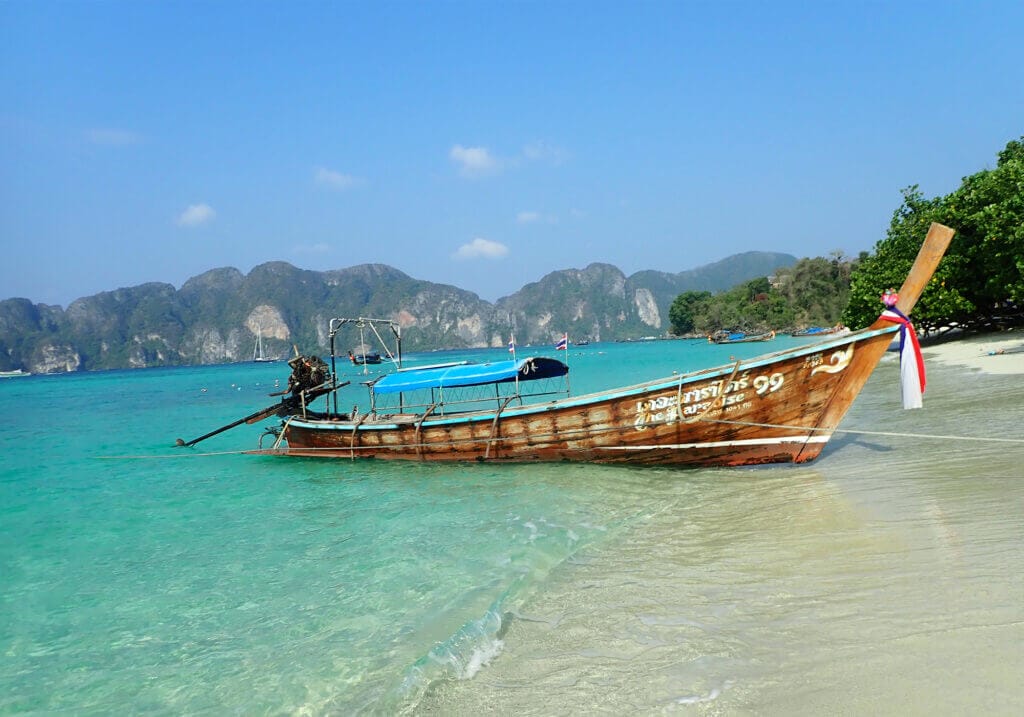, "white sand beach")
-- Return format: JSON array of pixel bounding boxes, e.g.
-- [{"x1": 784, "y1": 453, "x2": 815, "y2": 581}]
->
[{"x1": 922, "y1": 331, "x2": 1024, "y2": 375}]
